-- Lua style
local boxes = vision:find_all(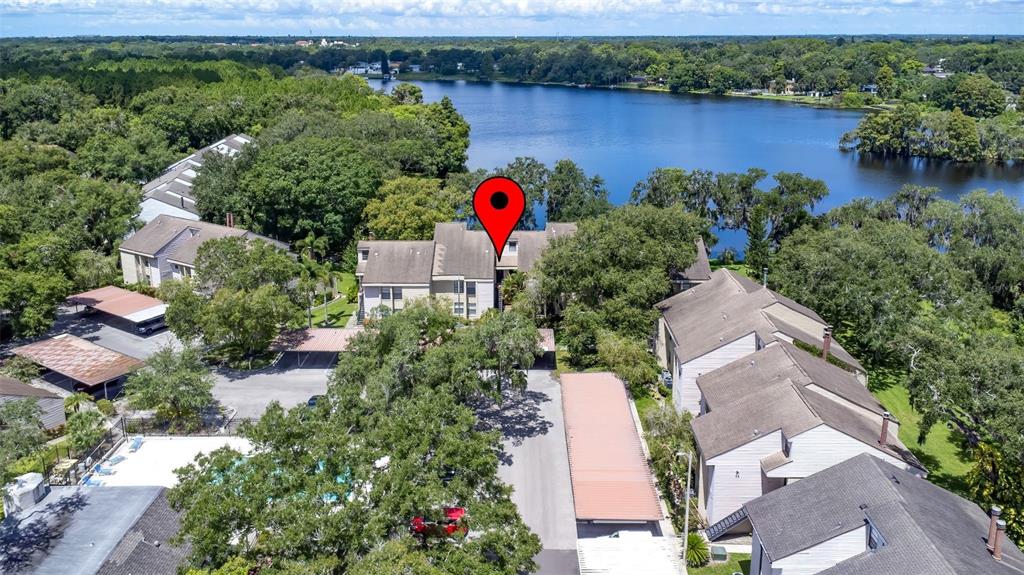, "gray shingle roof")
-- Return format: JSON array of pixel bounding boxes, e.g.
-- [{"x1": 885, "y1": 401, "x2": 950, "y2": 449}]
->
[
  {"x1": 674, "y1": 237, "x2": 712, "y2": 282},
  {"x1": 656, "y1": 269, "x2": 861, "y2": 371},
  {"x1": 96, "y1": 489, "x2": 190, "y2": 575},
  {"x1": 142, "y1": 134, "x2": 252, "y2": 215},
  {"x1": 745, "y1": 454, "x2": 1024, "y2": 575},
  {"x1": 698, "y1": 341, "x2": 881, "y2": 416},
  {"x1": 356, "y1": 240, "x2": 435, "y2": 285},
  {"x1": 433, "y1": 222, "x2": 495, "y2": 280},
  {"x1": 121, "y1": 215, "x2": 285, "y2": 266},
  {"x1": 505, "y1": 222, "x2": 577, "y2": 273}
]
